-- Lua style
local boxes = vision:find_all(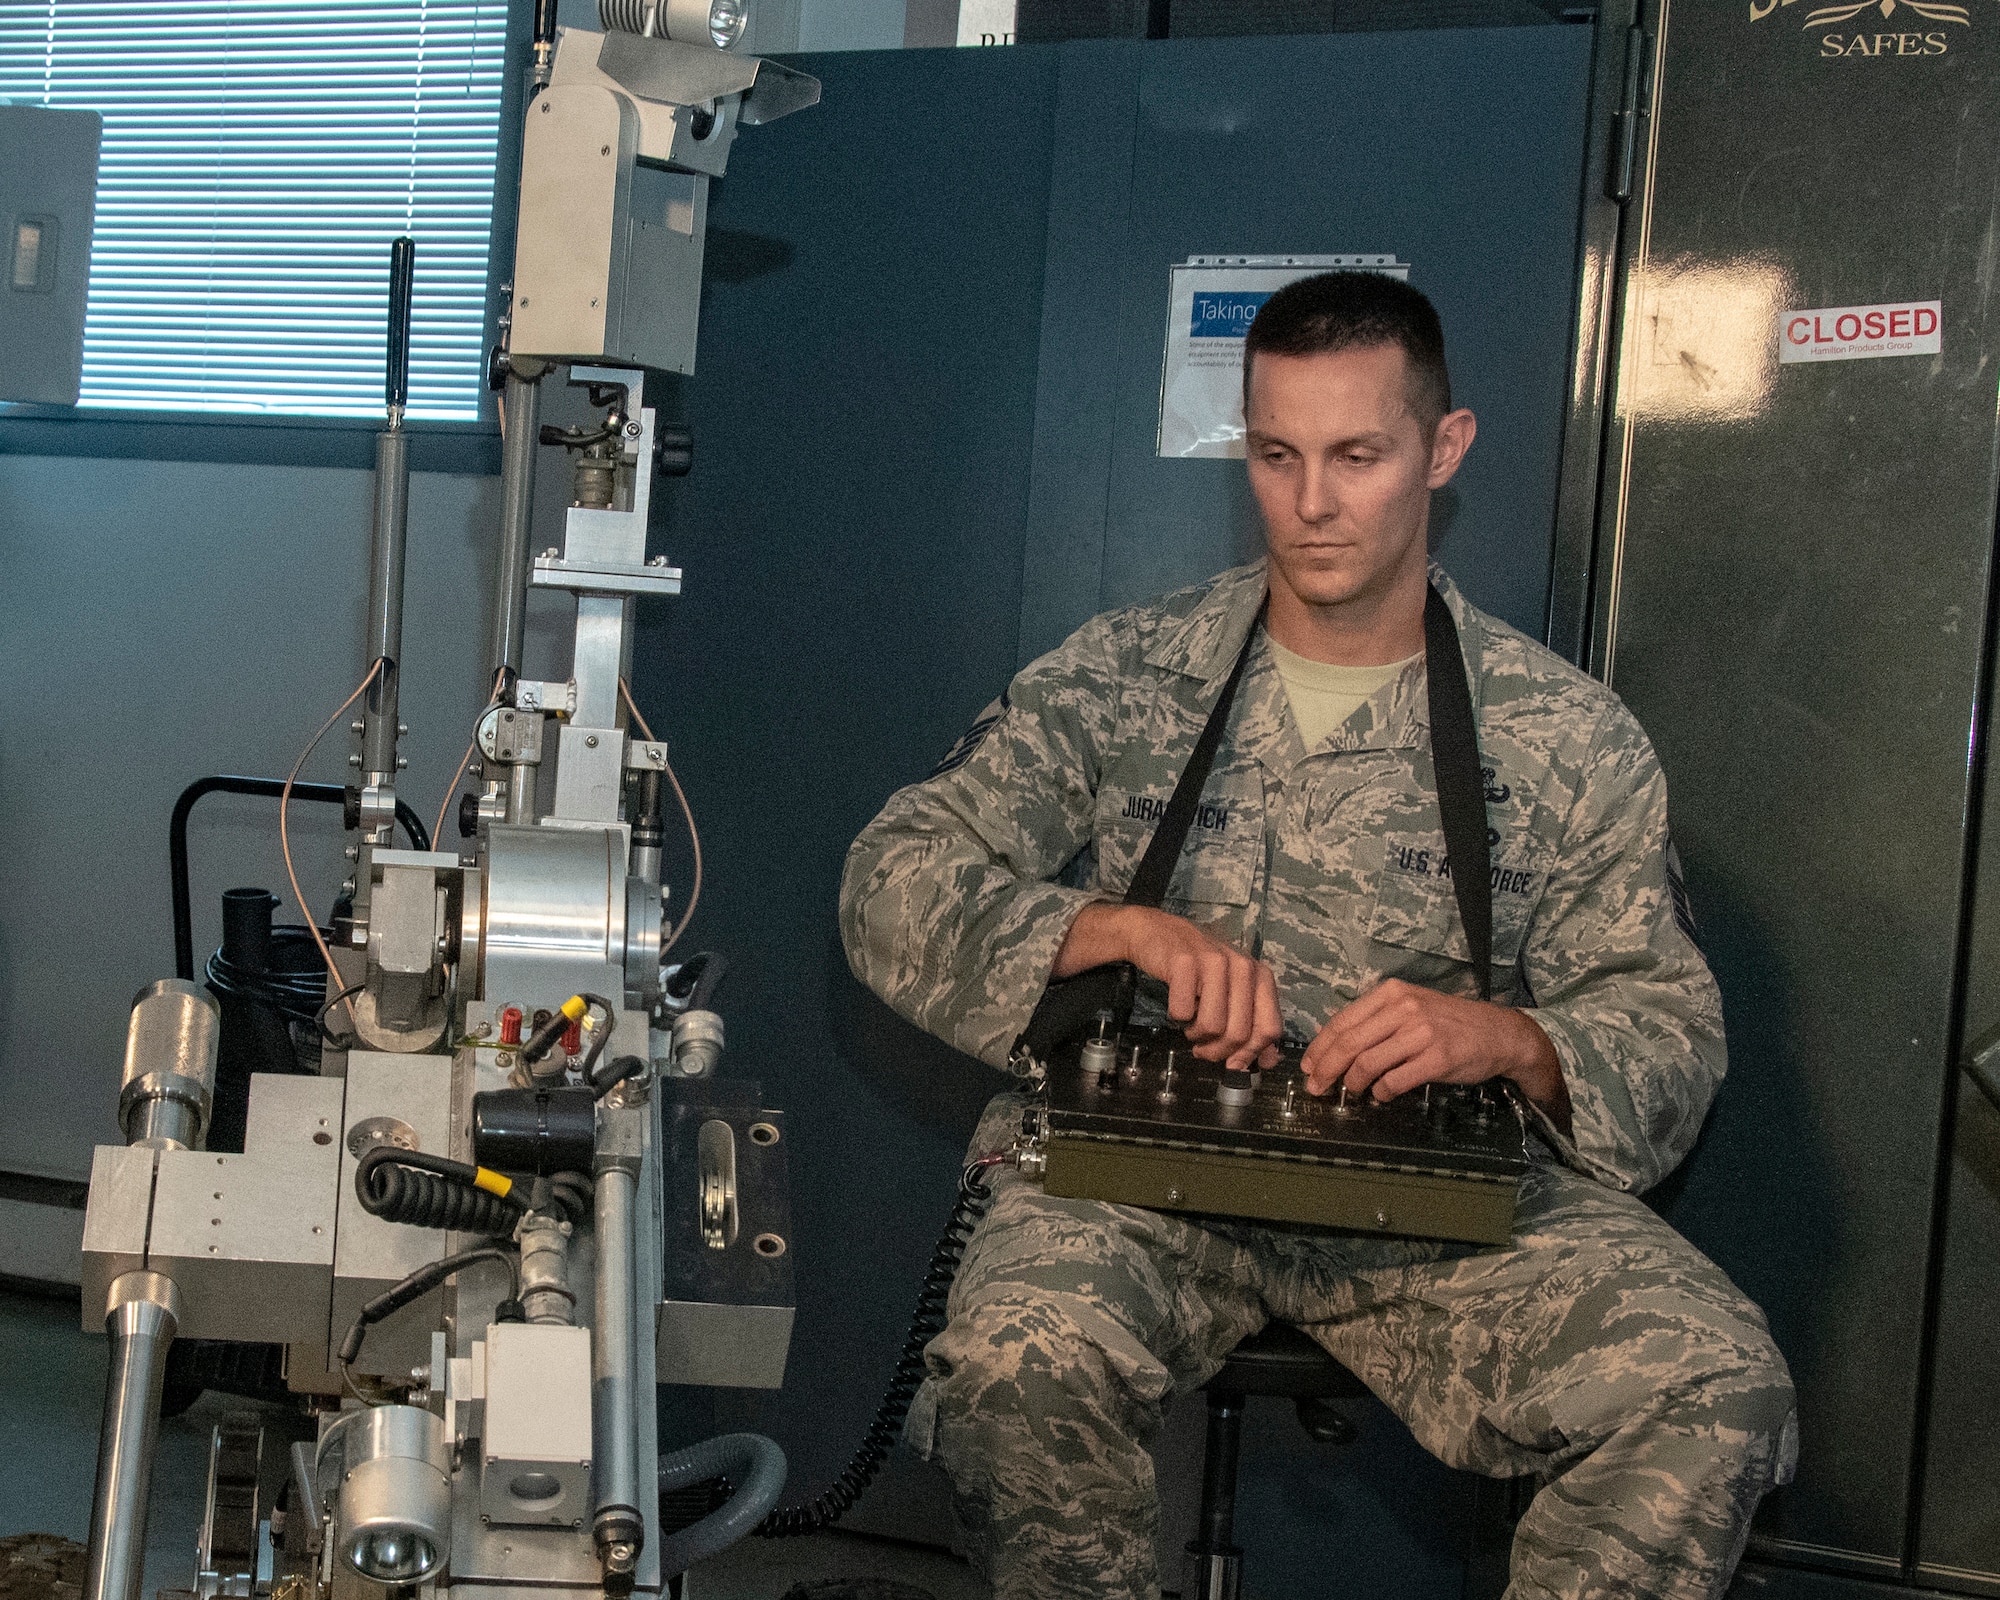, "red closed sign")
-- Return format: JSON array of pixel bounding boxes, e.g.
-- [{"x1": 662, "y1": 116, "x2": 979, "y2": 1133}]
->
[{"x1": 1780, "y1": 300, "x2": 1941, "y2": 364}]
